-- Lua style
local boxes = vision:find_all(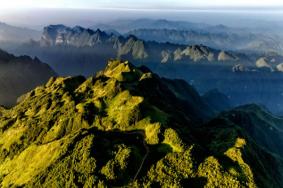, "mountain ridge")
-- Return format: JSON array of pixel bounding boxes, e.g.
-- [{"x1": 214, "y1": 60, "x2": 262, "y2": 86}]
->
[
  {"x1": 0, "y1": 22, "x2": 41, "y2": 43},
  {"x1": 38, "y1": 24, "x2": 248, "y2": 64},
  {"x1": 0, "y1": 48, "x2": 57, "y2": 106},
  {"x1": 127, "y1": 28, "x2": 283, "y2": 54},
  {"x1": 0, "y1": 60, "x2": 282, "y2": 187},
  {"x1": 17, "y1": 24, "x2": 253, "y2": 75}
]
